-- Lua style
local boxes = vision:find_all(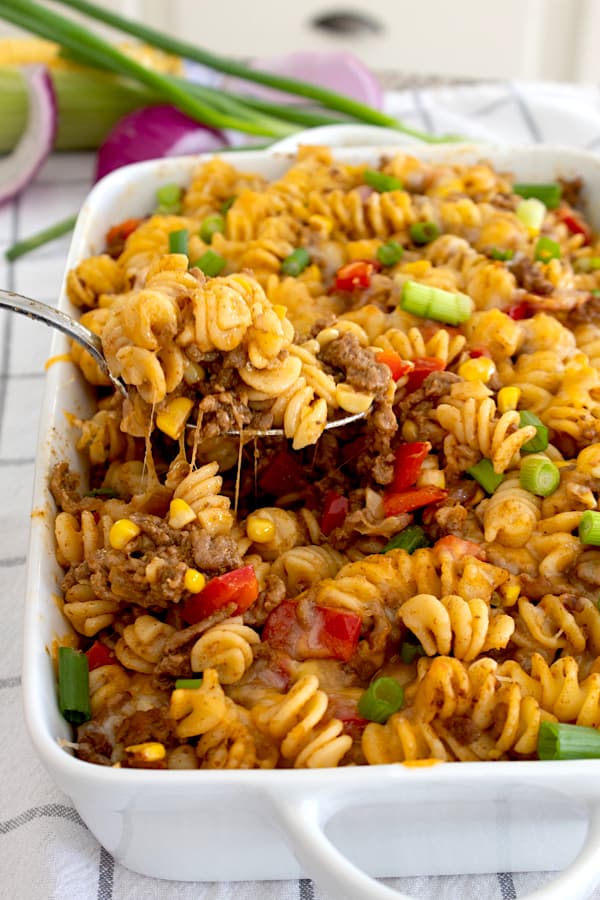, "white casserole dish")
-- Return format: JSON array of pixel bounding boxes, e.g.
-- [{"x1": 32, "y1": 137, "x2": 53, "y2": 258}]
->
[{"x1": 22, "y1": 129, "x2": 600, "y2": 900}]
